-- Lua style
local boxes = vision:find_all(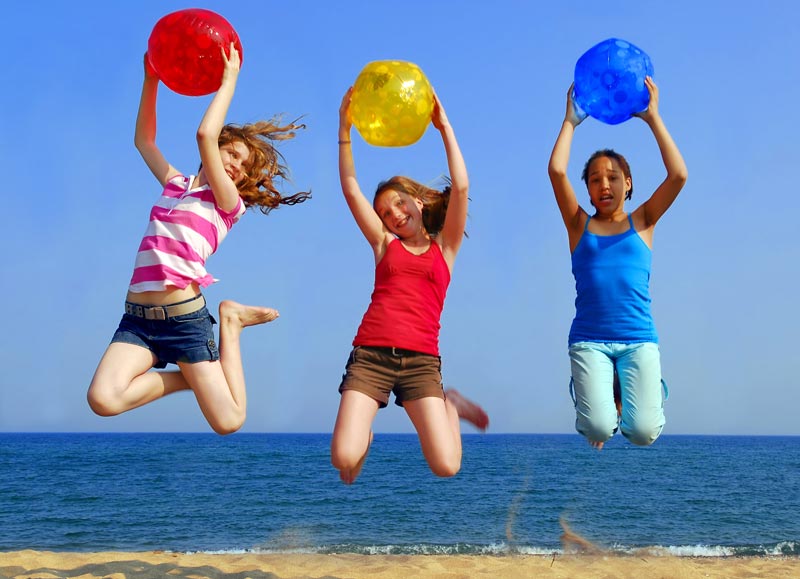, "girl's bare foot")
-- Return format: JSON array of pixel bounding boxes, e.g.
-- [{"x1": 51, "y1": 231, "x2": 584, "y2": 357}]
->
[
  {"x1": 340, "y1": 431, "x2": 373, "y2": 485},
  {"x1": 219, "y1": 300, "x2": 279, "y2": 329},
  {"x1": 590, "y1": 440, "x2": 605, "y2": 451},
  {"x1": 445, "y1": 388, "x2": 489, "y2": 431}
]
